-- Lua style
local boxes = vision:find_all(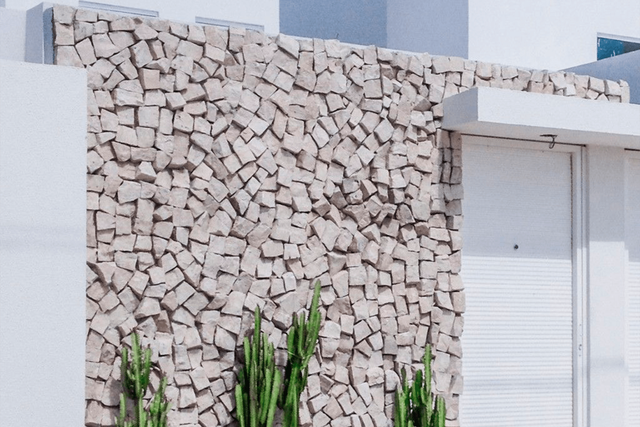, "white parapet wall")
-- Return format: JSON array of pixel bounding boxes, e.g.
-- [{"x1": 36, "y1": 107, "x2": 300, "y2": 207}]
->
[
  {"x1": 0, "y1": 60, "x2": 87, "y2": 427},
  {"x1": 3, "y1": 0, "x2": 279, "y2": 33},
  {"x1": 0, "y1": 7, "x2": 26, "y2": 61}
]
